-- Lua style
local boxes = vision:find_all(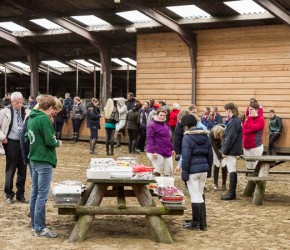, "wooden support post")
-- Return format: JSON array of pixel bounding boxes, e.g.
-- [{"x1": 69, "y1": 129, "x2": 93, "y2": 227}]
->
[
  {"x1": 100, "y1": 47, "x2": 111, "y2": 106},
  {"x1": 252, "y1": 181, "x2": 266, "y2": 205},
  {"x1": 132, "y1": 185, "x2": 173, "y2": 244},
  {"x1": 27, "y1": 50, "x2": 40, "y2": 97},
  {"x1": 243, "y1": 180, "x2": 256, "y2": 197},
  {"x1": 69, "y1": 184, "x2": 108, "y2": 242},
  {"x1": 117, "y1": 186, "x2": 126, "y2": 209}
]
